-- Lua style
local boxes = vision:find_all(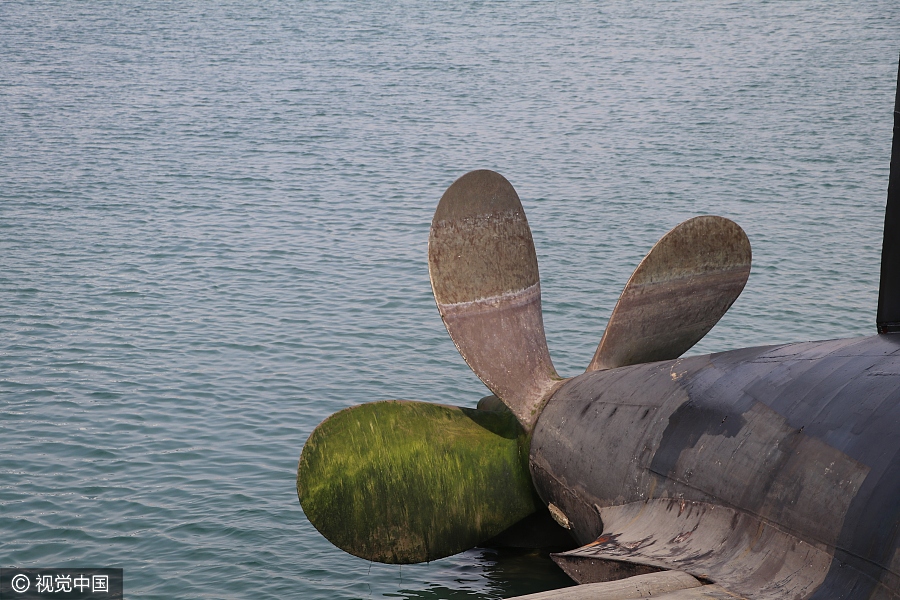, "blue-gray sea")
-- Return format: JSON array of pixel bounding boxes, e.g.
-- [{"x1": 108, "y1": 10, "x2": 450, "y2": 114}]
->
[{"x1": 1, "y1": 1, "x2": 898, "y2": 598}]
